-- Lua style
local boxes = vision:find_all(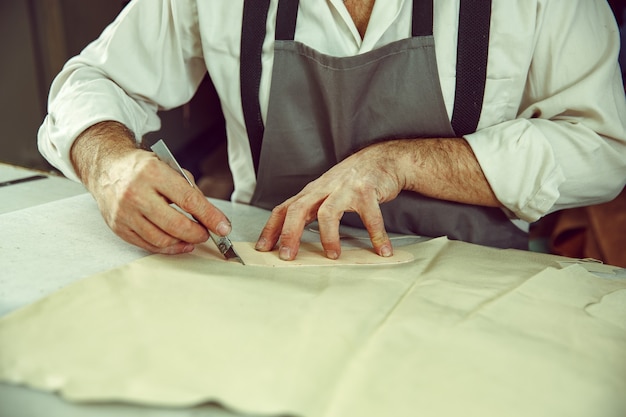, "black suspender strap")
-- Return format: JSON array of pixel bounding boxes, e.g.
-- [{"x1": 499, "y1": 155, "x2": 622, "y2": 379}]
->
[
  {"x1": 450, "y1": 0, "x2": 492, "y2": 136},
  {"x1": 412, "y1": 0, "x2": 433, "y2": 37},
  {"x1": 275, "y1": 0, "x2": 299, "y2": 41},
  {"x1": 240, "y1": 0, "x2": 299, "y2": 173},
  {"x1": 240, "y1": 0, "x2": 271, "y2": 173}
]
